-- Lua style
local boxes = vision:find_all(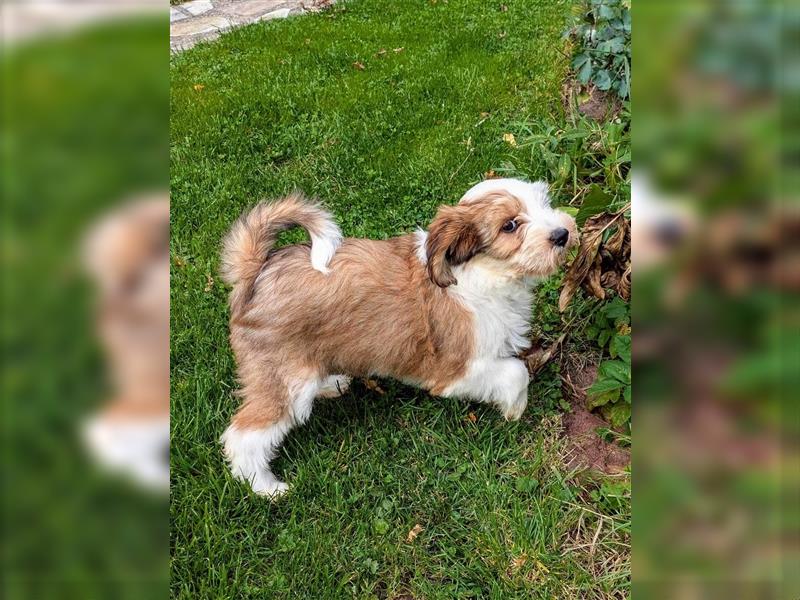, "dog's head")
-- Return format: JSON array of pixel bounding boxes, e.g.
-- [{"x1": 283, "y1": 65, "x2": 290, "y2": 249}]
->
[
  {"x1": 83, "y1": 195, "x2": 170, "y2": 316},
  {"x1": 425, "y1": 179, "x2": 578, "y2": 287}
]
